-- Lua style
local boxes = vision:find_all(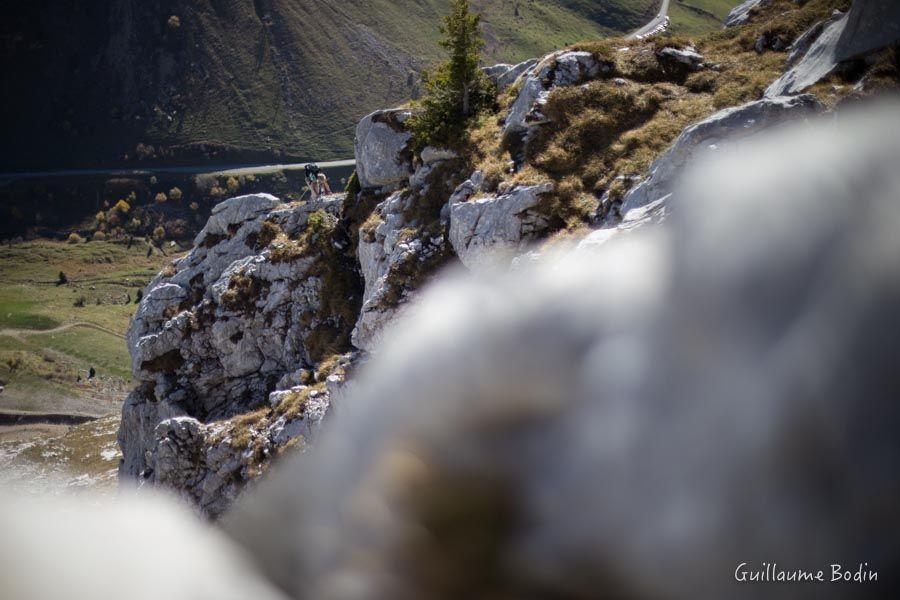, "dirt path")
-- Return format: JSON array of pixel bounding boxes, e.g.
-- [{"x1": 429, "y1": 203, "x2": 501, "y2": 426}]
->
[
  {"x1": 0, "y1": 421, "x2": 70, "y2": 444},
  {"x1": 0, "y1": 321, "x2": 125, "y2": 340}
]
